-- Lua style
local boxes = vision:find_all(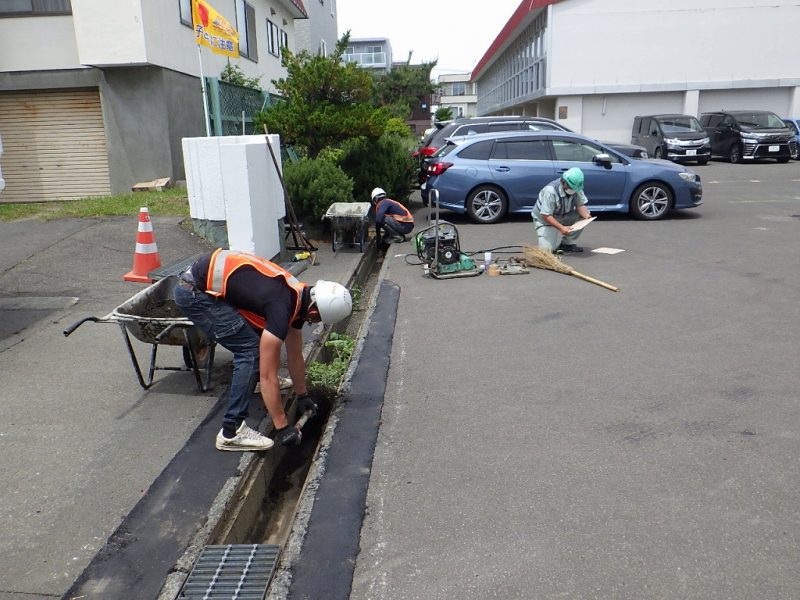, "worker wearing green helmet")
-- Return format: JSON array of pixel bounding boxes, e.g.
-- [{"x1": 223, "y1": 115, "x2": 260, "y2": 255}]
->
[{"x1": 531, "y1": 167, "x2": 593, "y2": 253}]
